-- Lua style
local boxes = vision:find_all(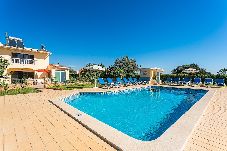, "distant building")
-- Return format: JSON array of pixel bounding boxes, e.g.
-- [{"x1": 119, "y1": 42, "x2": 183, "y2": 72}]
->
[
  {"x1": 84, "y1": 64, "x2": 105, "y2": 71},
  {"x1": 183, "y1": 68, "x2": 199, "y2": 74},
  {"x1": 140, "y1": 67, "x2": 164, "y2": 84}
]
